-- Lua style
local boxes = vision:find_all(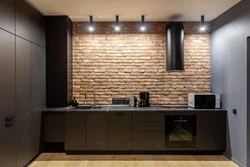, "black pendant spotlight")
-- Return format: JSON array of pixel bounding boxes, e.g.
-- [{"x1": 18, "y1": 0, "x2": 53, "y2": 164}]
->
[
  {"x1": 140, "y1": 15, "x2": 146, "y2": 31},
  {"x1": 88, "y1": 16, "x2": 94, "y2": 32},
  {"x1": 200, "y1": 15, "x2": 206, "y2": 32},
  {"x1": 115, "y1": 15, "x2": 120, "y2": 32}
]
